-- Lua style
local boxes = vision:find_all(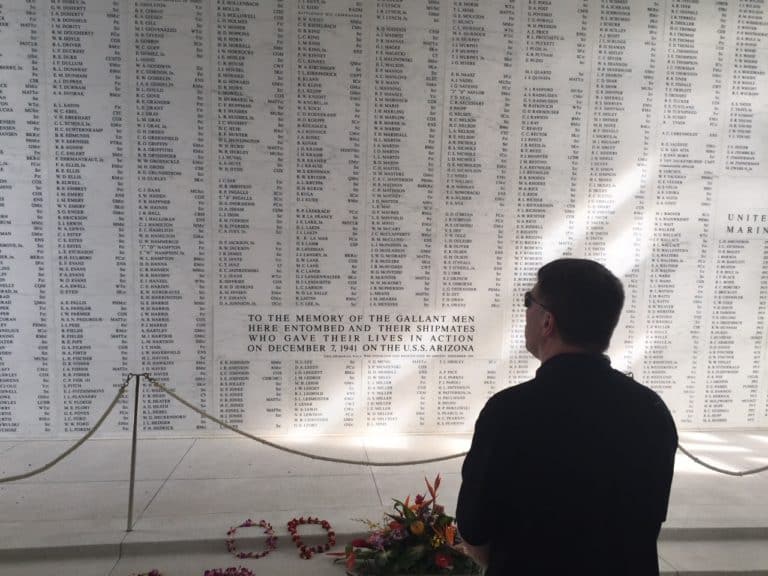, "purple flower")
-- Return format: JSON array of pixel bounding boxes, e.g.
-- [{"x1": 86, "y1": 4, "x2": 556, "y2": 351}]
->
[
  {"x1": 367, "y1": 533, "x2": 386, "y2": 551},
  {"x1": 390, "y1": 528, "x2": 406, "y2": 541}
]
